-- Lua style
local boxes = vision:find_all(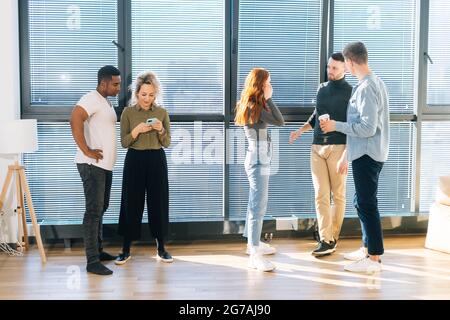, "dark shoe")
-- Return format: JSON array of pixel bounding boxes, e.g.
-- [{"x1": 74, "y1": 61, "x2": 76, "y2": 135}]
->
[
  {"x1": 86, "y1": 262, "x2": 113, "y2": 275},
  {"x1": 157, "y1": 250, "x2": 173, "y2": 263},
  {"x1": 331, "y1": 240, "x2": 338, "y2": 249},
  {"x1": 311, "y1": 241, "x2": 336, "y2": 257},
  {"x1": 114, "y1": 252, "x2": 131, "y2": 265},
  {"x1": 99, "y1": 251, "x2": 118, "y2": 261}
]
